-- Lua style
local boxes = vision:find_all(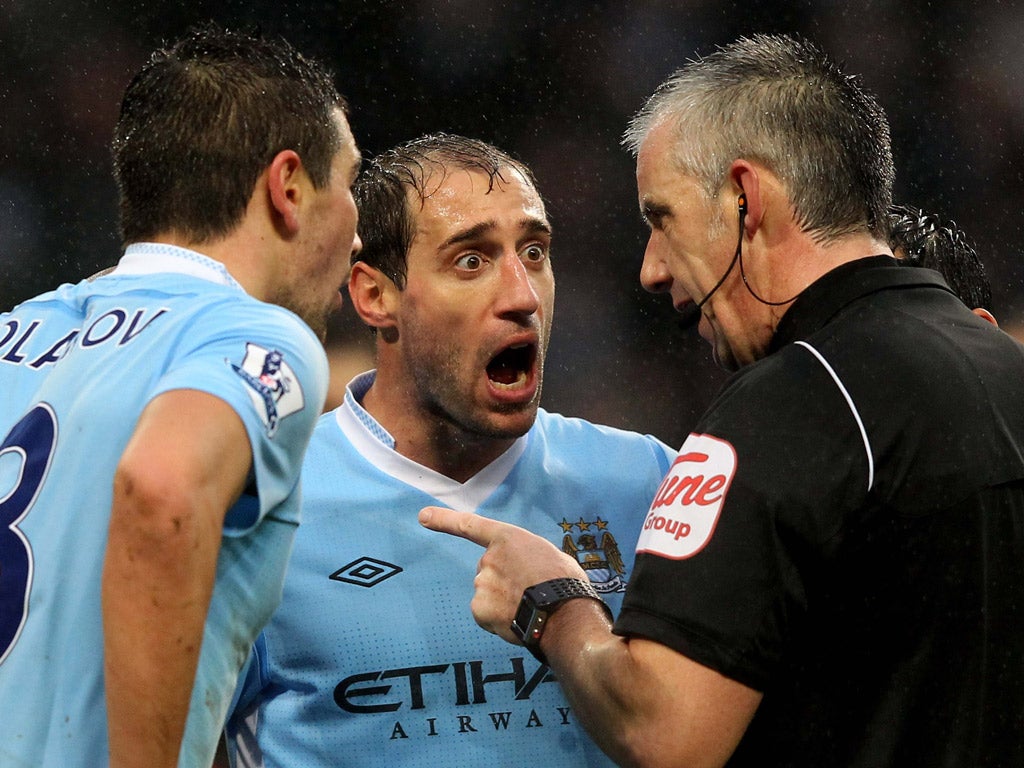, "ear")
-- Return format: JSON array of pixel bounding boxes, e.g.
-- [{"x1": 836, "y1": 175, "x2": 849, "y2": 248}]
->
[
  {"x1": 348, "y1": 260, "x2": 400, "y2": 330},
  {"x1": 267, "y1": 149, "x2": 306, "y2": 234},
  {"x1": 727, "y1": 159, "x2": 763, "y2": 237},
  {"x1": 972, "y1": 307, "x2": 998, "y2": 327}
]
